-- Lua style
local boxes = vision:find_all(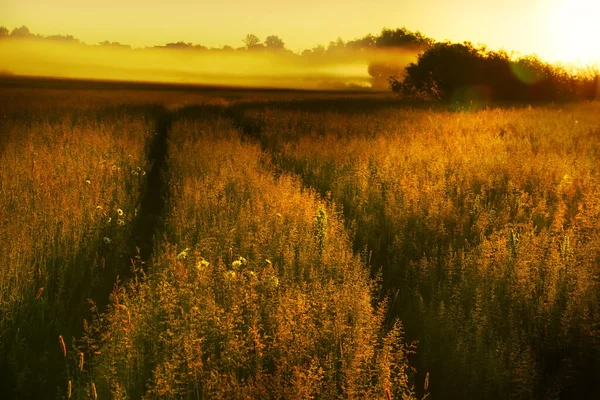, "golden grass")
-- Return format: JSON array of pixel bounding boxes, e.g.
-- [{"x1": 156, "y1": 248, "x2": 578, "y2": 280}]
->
[
  {"x1": 256, "y1": 102, "x2": 600, "y2": 398},
  {"x1": 79, "y1": 113, "x2": 416, "y2": 399},
  {"x1": 5, "y1": 83, "x2": 600, "y2": 399},
  {"x1": 0, "y1": 95, "x2": 152, "y2": 395}
]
